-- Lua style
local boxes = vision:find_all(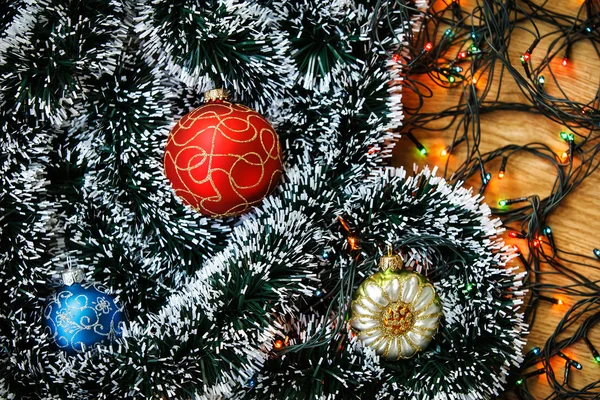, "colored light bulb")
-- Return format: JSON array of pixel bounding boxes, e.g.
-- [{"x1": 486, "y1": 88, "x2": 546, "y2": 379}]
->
[
  {"x1": 538, "y1": 76, "x2": 545, "y2": 84},
  {"x1": 499, "y1": 200, "x2": 508, "y2": 207},
  {"x1": 448, "y1": 76, "x2": 455, "y2": 83},
  {"x1": 348, "y1": 236, "x2": 359, "y2": 250},
  {"x1": 458, "y1": 51, "x2": 467, "y2": 59},
  {"x1": 562, "y1": 58, "x2": 568, "y2": 67},
  {"x1": 274, "y1": 339, "x2": 284, "y2": 349},
  {"x1": 425, "y1": 42, "x2": 433, "y2": 52},
  {"x1": 420, "y1": 147, "x2": 427, "y2": 155}
]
